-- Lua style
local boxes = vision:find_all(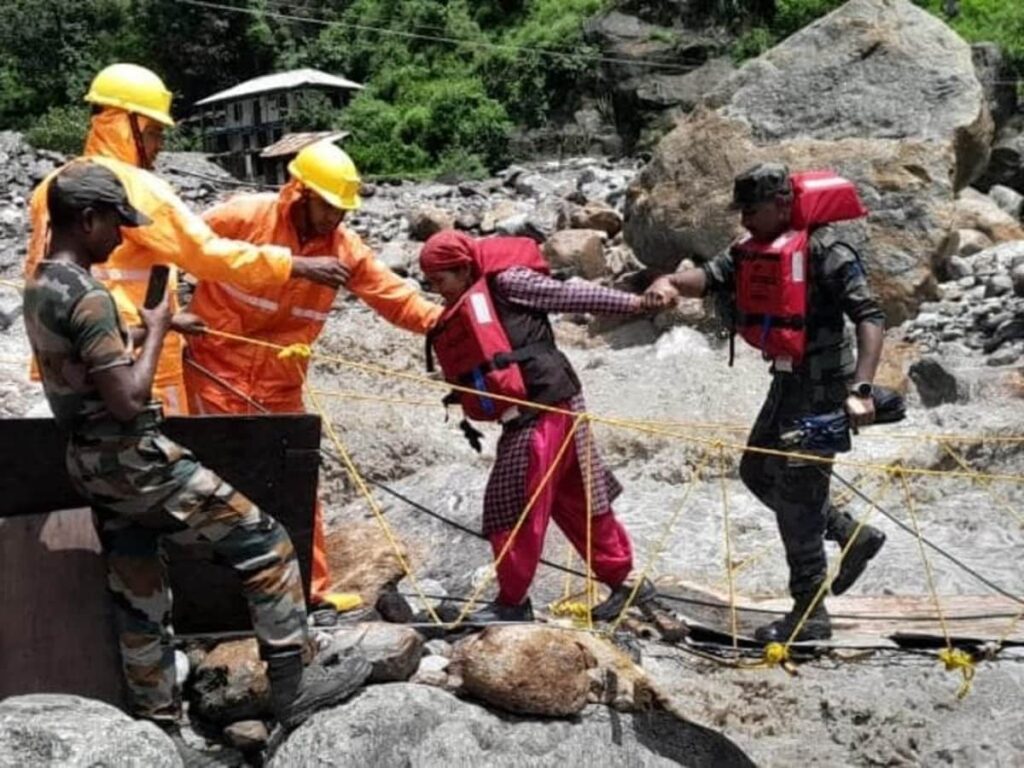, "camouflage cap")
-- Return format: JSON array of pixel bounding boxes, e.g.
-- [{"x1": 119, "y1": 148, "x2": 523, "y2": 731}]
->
[
  {"x1": 48, "y1": 161, "x2": 151, "y2": 227},
  {"x1": 730, "y1": 162, "x2": 791, "y2": 210}
]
